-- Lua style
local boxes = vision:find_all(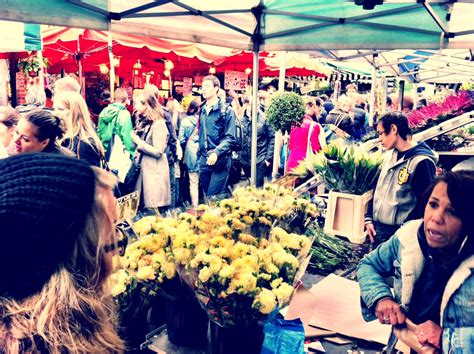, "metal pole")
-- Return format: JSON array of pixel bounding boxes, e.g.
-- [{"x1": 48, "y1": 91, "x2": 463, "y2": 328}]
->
[
  {"x1": 36, "y1": 50, "x2": 45, "y2": 92},
  {"x1": 77, "y1": 37, "x2": 85, "y2": 95},
  {"x1": 250, "y1": 50, "x2": 259, "y2": 186},
  {"x1": 368, "y1": 55, "x2": 377, "y2": 126},
  {"x1": 398, "y1": 80, "x2": 405, "y2": 111},
  {"x1": 272, "y1": 51, "x2": 287, "y2": 179},
  {"x1": 108, "y1": 32, "x2": 115, "y2": 101}
]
